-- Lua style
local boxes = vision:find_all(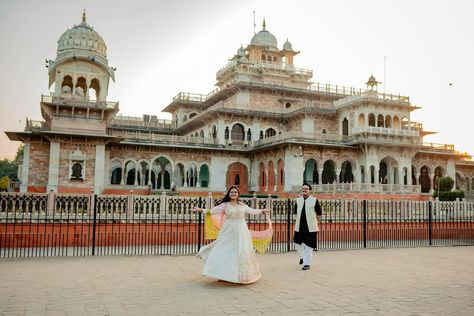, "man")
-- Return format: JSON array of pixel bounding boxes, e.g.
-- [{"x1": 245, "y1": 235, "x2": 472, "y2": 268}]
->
[{"x1": 293, "y1": 183, "x2": 322, "y2": 270}]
